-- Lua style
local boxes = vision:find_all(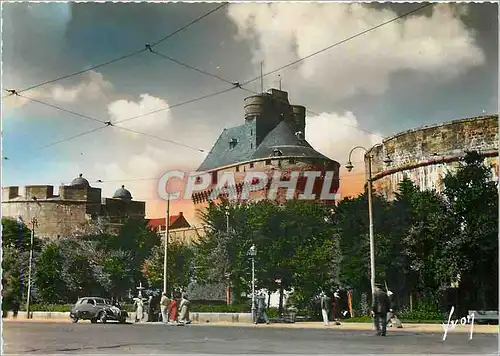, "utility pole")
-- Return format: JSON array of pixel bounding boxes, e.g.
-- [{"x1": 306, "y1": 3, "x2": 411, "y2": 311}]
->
[
  {"x1": 26, "y1": 217, "x2": 38, "y2": 319},
  {"x1": 163, "y1": 197, "x2": 170, "y2": 295},
  {"x1": 225, "y1": 206, "x2": 231, "y2": 305},
  {"x1": 345, "y1": 146, "x2": 392, "y2": 296},
  {"x1": 366, "y1": 154, "x2": 375, "y2": 295}
]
